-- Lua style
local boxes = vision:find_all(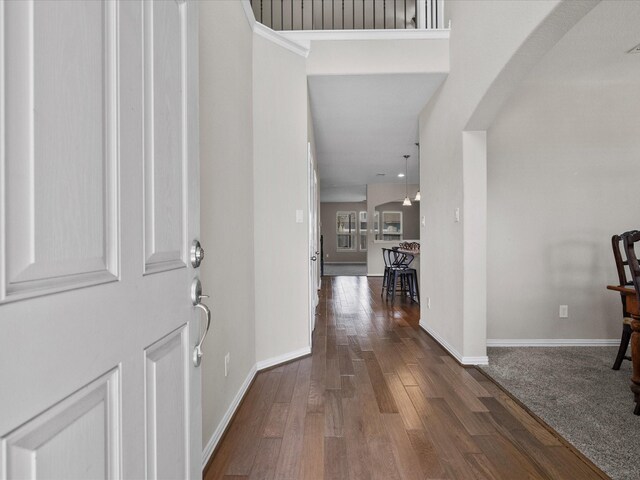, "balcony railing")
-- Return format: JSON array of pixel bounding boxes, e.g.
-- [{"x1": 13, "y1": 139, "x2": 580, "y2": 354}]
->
[{"x1": 249, "y1": 0, "x2": 446, "y2": 31}]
